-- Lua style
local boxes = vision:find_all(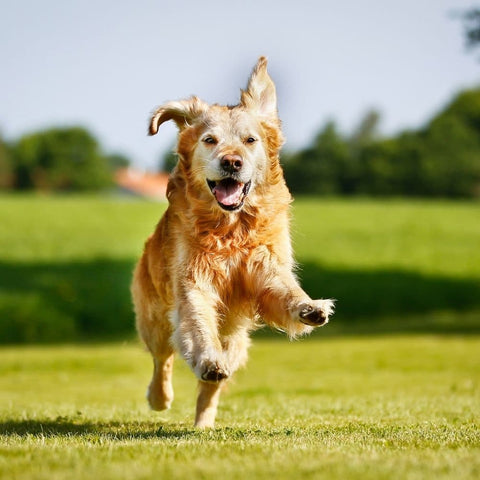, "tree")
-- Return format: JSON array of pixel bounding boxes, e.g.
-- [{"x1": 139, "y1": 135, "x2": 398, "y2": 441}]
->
[
  {"x1": 106, "y1": 153, "x2": 130, "y2": 170},
  {"x1": 421, "y1": 89, "x2": 480, "y2": 197},
  {"x1": 159, "y1": 146, "x2": 178, "y2": 173},
  {"x1": 12, "y1": 127, "x2": 113, "y2": 191},
  {"x1": 357, "y1": 137, "x2": 401, "y2": 195},
  {"x1": 284, "y1": 87, "x2": 480, "y2": 198},
  {"x1": 0, "y1": 134, "x2": 13, "y2": 189},
  {"x1": 349, "y1": 110, "x2": 381, "y2": 153},
  {"x1": 461, "y1": 8, "x2": 480, "y2": 49},
  {"x1": 284, "y1": 121, "x2": 350, "y2": 195}
]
